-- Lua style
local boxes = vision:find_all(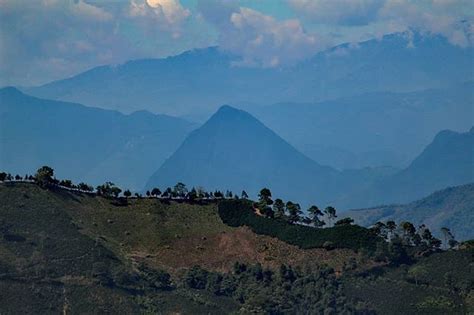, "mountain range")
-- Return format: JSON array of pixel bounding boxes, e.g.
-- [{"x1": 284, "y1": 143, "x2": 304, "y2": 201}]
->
[
  {"x1": 243, "y1": 82, "x2": 474, "y2": 169},
  {"x1": 339, "y1": 127, "x2": 474, "y2": 208},
  {"x1": 0, "y1": 87, "x2": 195, "y2": 190},
  {"x1": 147, "y1": 105, "x2": 474, "y2": 209},
  {"x1": 25, "y1": 32, "x2": 474, "y2": 120}
]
